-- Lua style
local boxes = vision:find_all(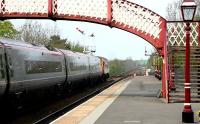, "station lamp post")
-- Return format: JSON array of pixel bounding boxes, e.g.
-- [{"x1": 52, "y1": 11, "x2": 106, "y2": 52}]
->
[{"x1": 181, "y1": 0, "x2": 196, "y2": 123}]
